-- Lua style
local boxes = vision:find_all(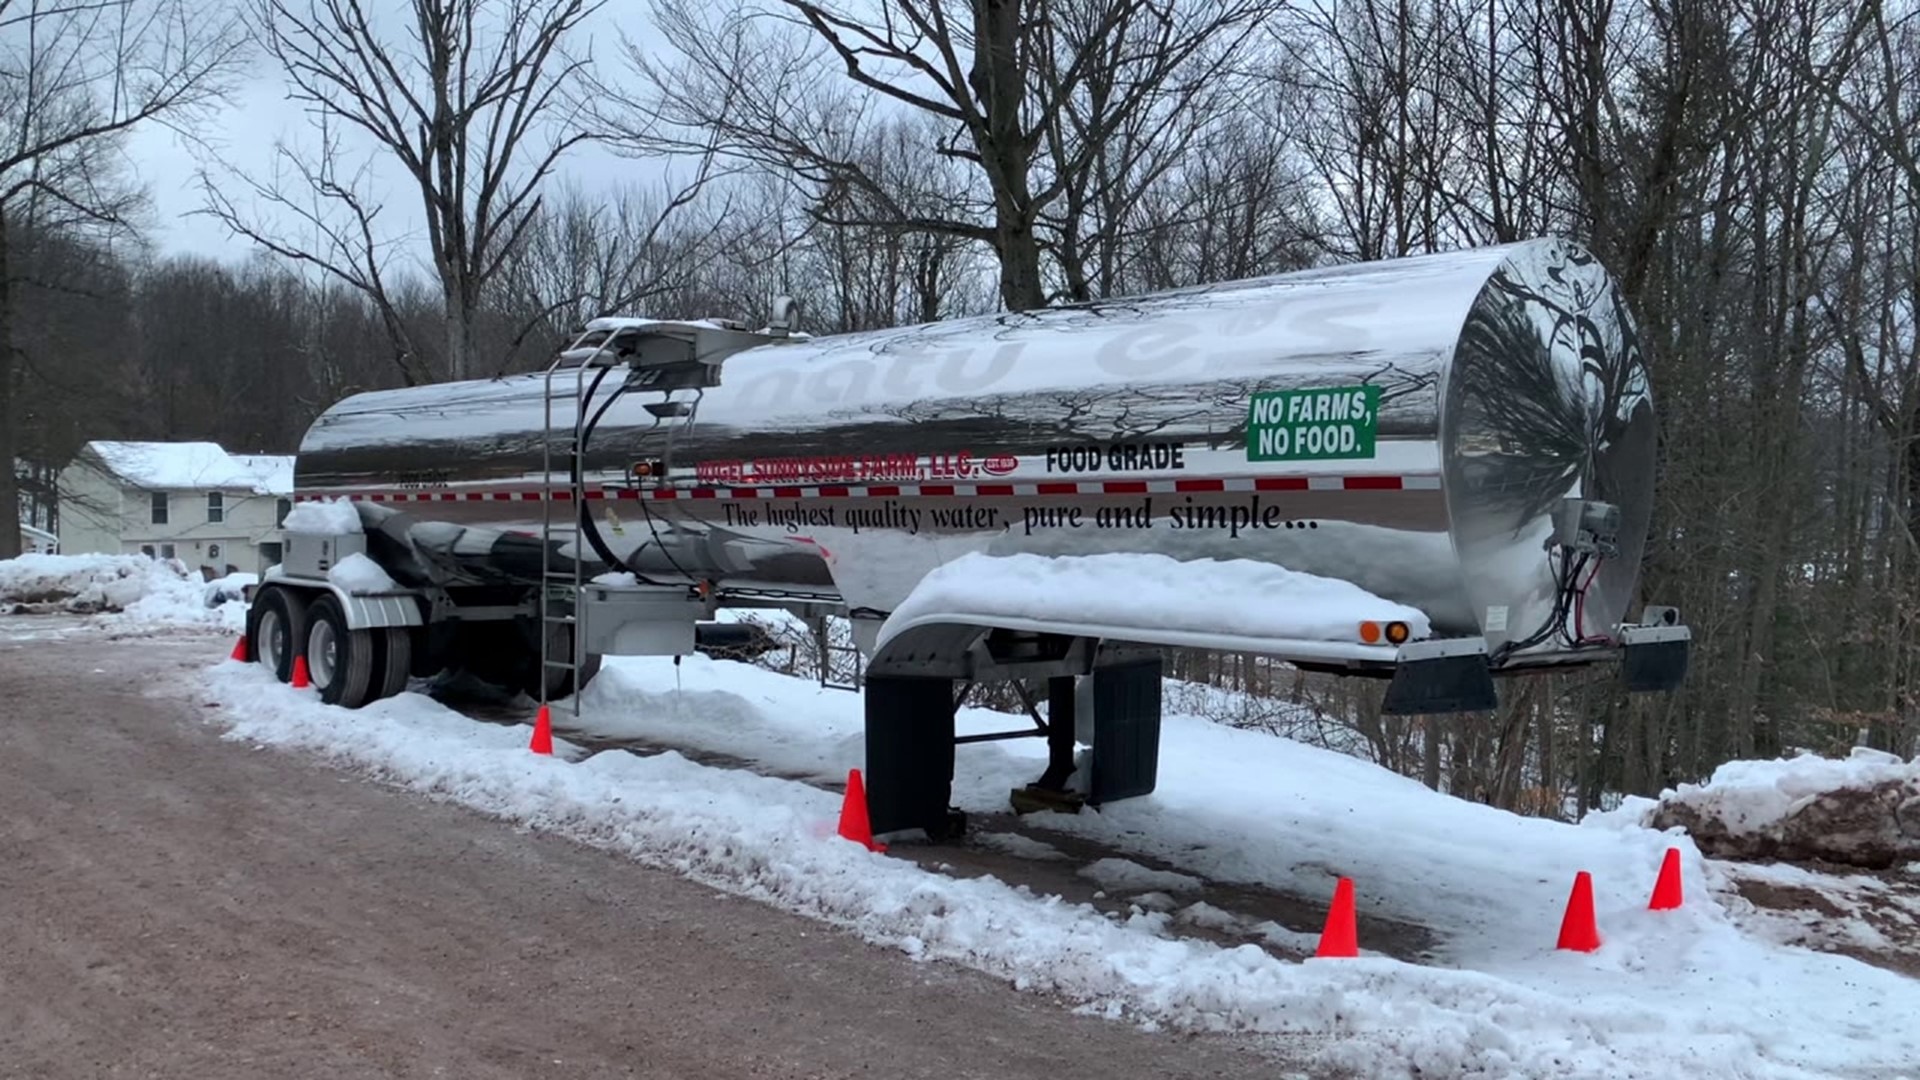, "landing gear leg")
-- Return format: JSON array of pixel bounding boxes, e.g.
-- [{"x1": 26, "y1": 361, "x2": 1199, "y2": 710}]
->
[{"x1": 1011, "y1": 676, "x2": 1087, "y2": 816}]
